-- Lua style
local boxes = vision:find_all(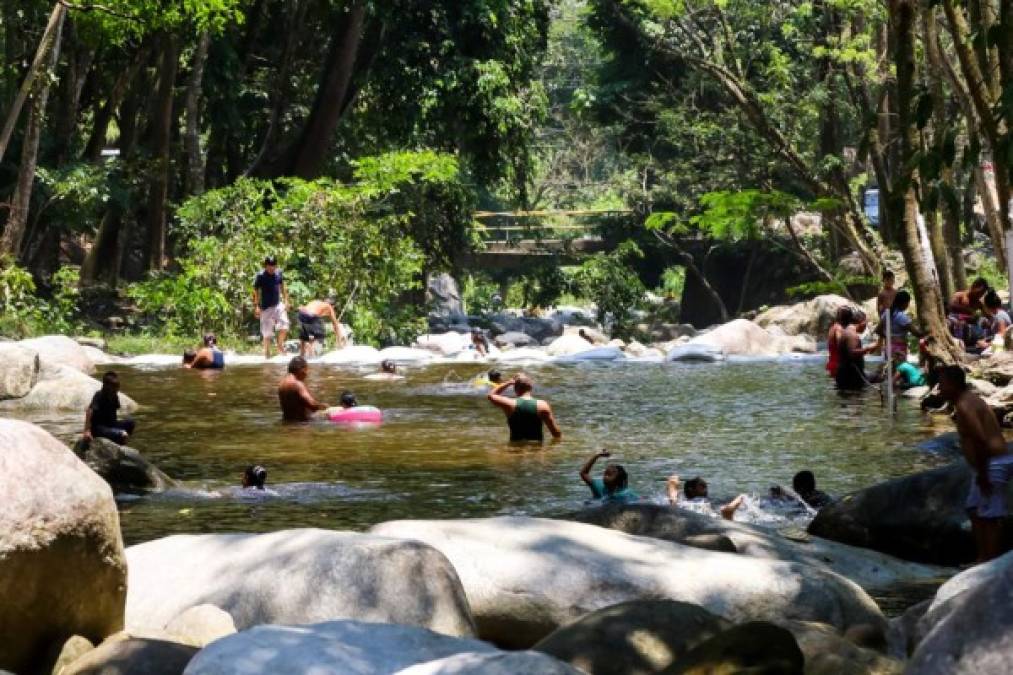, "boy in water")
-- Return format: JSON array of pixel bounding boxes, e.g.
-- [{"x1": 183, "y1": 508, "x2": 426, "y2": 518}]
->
[
  {"x1": 579, "y1": 449, "x2": 639, "y2": 503},
  {"x1": 278, "y1": 356, "x2": 329, "y2": 422},
  {"x1": 939, "y1": 365, "x2": 1012, "y2": 561},
  {"x1": 83, "y1": 371, "x2": 135, "y2": 444},
  {"x1": 667, "y1": 475, "x2": 745, "y2": 520}
]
